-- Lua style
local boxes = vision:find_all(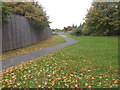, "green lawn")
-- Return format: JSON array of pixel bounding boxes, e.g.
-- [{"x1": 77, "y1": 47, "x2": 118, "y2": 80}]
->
[
  {"x1": 2, "y1": 35, "x2": 66, "y2": 59},
  {"x1": 1, "y1": 35, "x2": 119, "y2": 88}
]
